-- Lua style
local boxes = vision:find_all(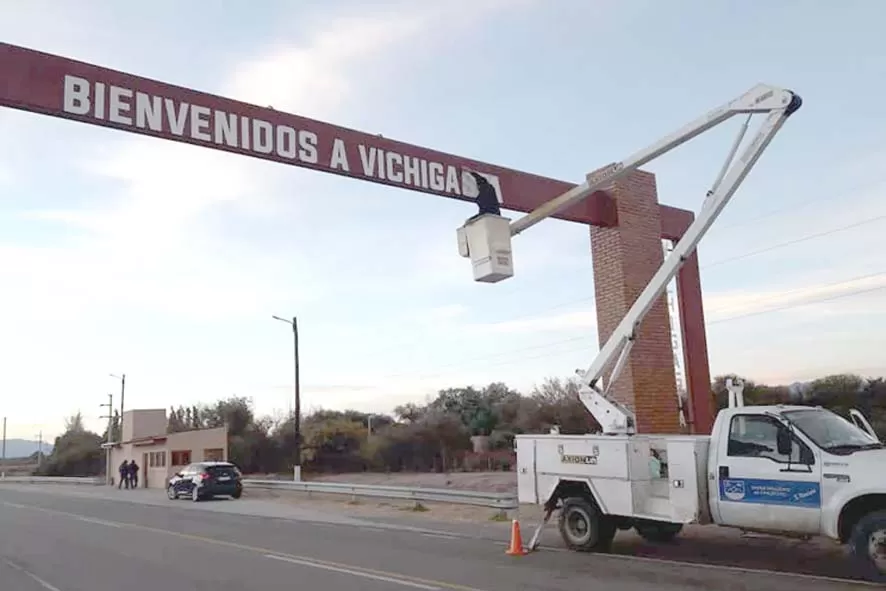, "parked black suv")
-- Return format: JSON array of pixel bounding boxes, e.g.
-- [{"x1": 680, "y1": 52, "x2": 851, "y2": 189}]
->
[{"x1": 167, "y1": 461, "x2": 243, "y2": 502}]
